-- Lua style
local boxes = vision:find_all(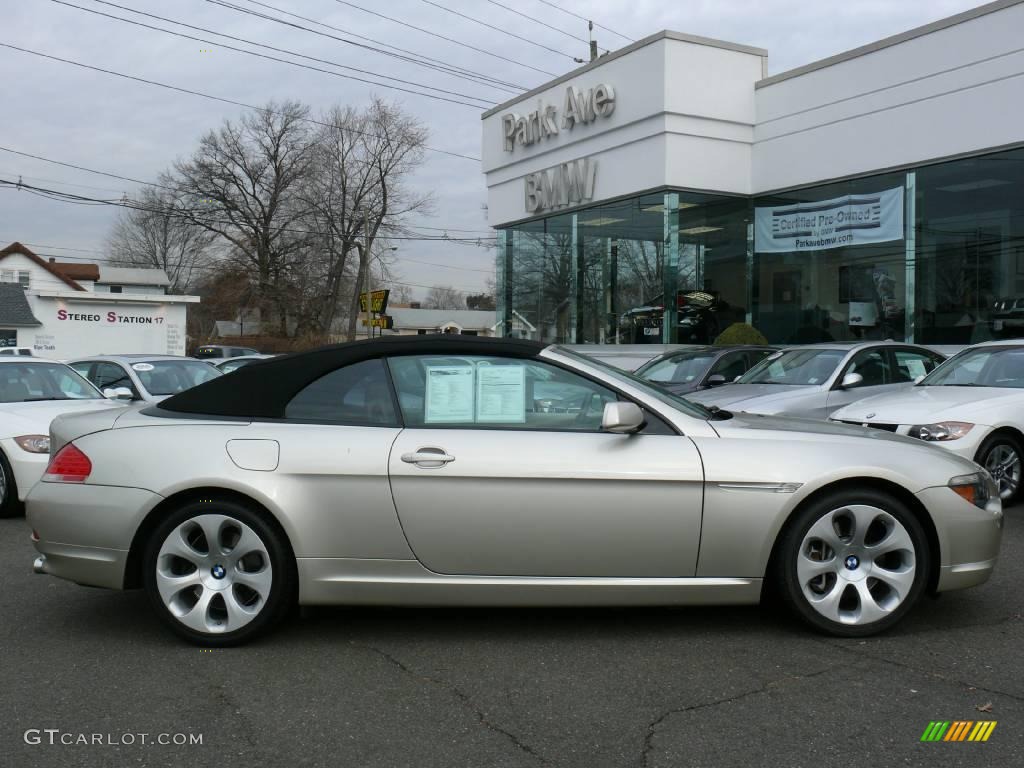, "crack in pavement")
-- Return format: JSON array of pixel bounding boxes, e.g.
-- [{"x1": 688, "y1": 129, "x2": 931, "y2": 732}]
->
[
  {"x1": 809, "y1": 636, "x2": 1024, "y2": 703},
  {"x1": 638, "y1": 664, "x2": 843, "y2": 768},
  {"x1": 353, "y1": 641, "x2": 553, "y2": 765}
]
